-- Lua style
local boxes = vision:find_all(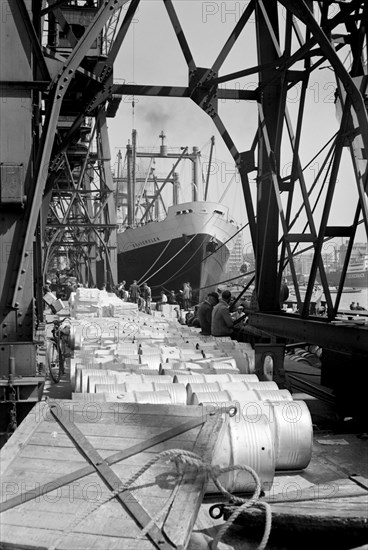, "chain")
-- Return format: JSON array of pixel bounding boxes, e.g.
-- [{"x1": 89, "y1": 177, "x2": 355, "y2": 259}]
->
[{"x1": 6, "y1": 385, "x2": 18, "y2": 440}]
